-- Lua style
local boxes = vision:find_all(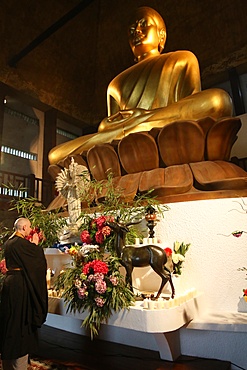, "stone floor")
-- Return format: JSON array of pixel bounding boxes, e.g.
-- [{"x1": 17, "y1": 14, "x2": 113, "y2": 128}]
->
[{"x1": 32, "y1": 325, "x2": 231, "y2": 370}]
